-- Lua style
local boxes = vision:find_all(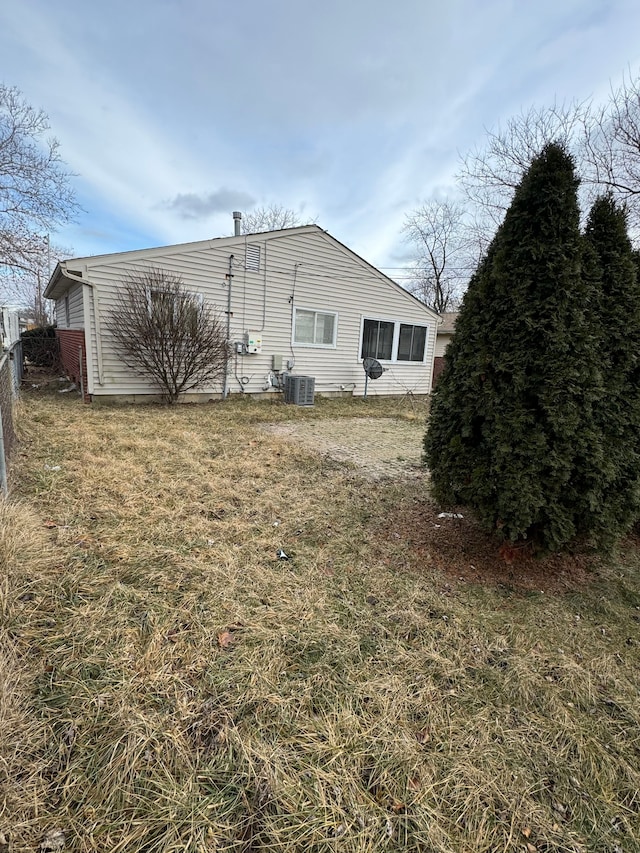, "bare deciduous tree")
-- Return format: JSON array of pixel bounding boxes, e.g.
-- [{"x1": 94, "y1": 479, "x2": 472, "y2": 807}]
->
[
  {"x1": 1, "y1": 236, "x2": 73, "y2": 325},
  {"x1": 402, "y1": 199, "x2": 478, "y2": 313},
  {"x1": 0, "y1": 85, "x2": 78, "y2": 275},
  {"x1": 106, "y1": 269, "x2": 228, "y2": 403},
  {"x1": 459, "y1": 100, "x2": 592, "y2": 224},
  {"x1": 240, "y1": 204, "x2": 314, "y2": 234},
  {"x1": 593, "y1": 72, "x2": 640, "y2": 211},
  {"x1": 458, "y1": 72, "x2": 640, "y2": 234}
]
